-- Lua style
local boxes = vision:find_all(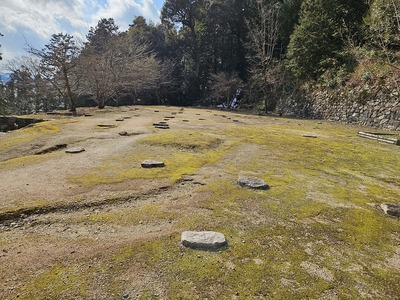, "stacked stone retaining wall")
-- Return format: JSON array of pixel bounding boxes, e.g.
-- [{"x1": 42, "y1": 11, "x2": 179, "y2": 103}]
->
[{"x1": 310, "y1": 84, "x2": 400, "y2": 131}]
